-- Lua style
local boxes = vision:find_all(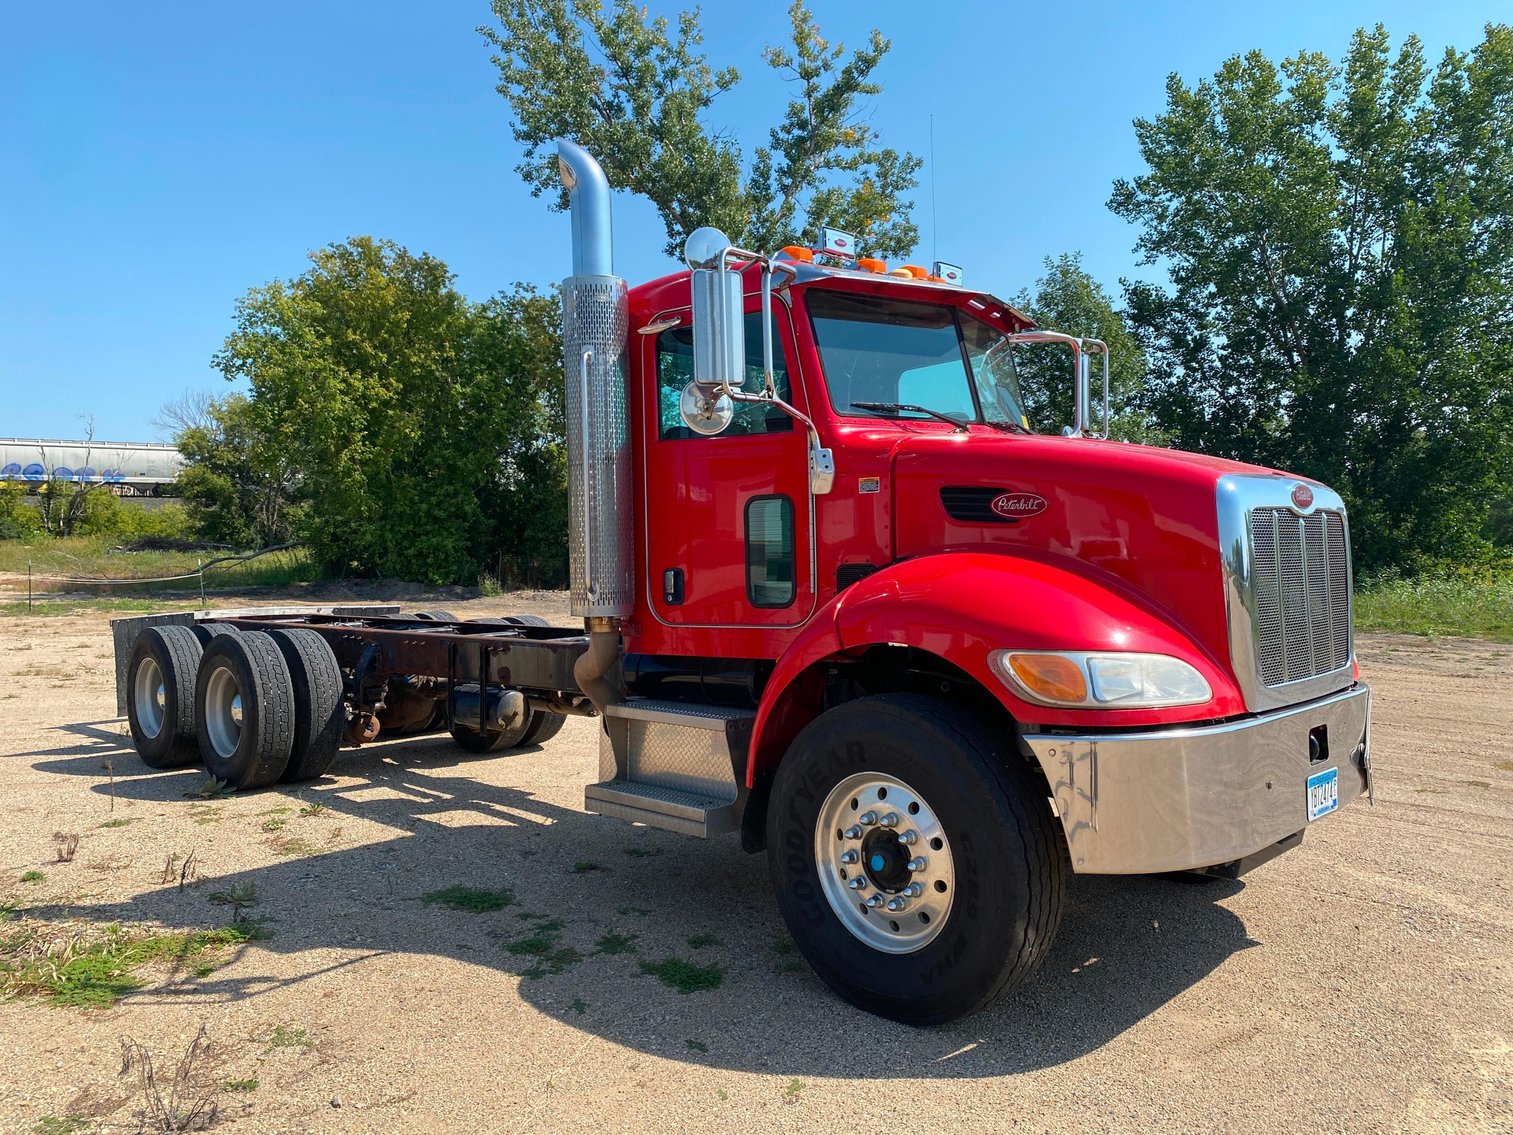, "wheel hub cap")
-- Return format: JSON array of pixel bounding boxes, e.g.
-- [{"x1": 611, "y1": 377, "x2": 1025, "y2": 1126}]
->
[{"x1": 816, "y1": 772, "x2": 955, "y2": 953}]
